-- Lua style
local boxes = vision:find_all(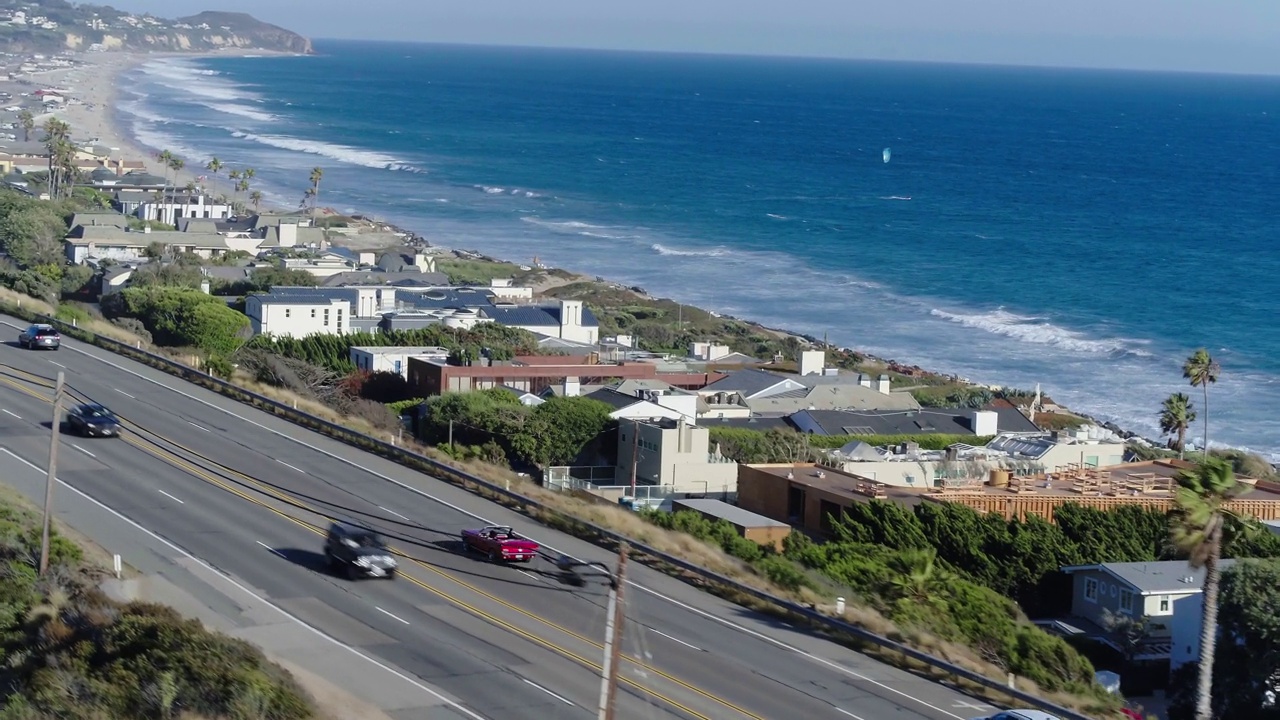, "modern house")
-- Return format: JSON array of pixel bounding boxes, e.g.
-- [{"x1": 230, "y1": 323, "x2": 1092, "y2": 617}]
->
[
  {"x1": 1046, "y1": 560, "x2": 1237, "y2": 685},
  {"x1": 406, "y1": 355, "x2": 671, "y2": 397},
  {"x1": 615, "y1": 417, "x2": 739, "y2": 496},
  {"x1": 695, "y1": 354, "x2": 921, "y2": 419},
  {"x1": 349, "y1": 345, "x2": 451, "y2": 378},
  {"x1": 787, "y1": 406, "x2": 1039, "y2": 437},
  {"x1": 245, "y1": 294, "x2": 349, "y2": 338},
  {"x1": 585, "y1": 380, "x2": 700, "y2": 422},
  {"x1": 131, "y1": 193, "x2": 232, "y2": 225}
]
